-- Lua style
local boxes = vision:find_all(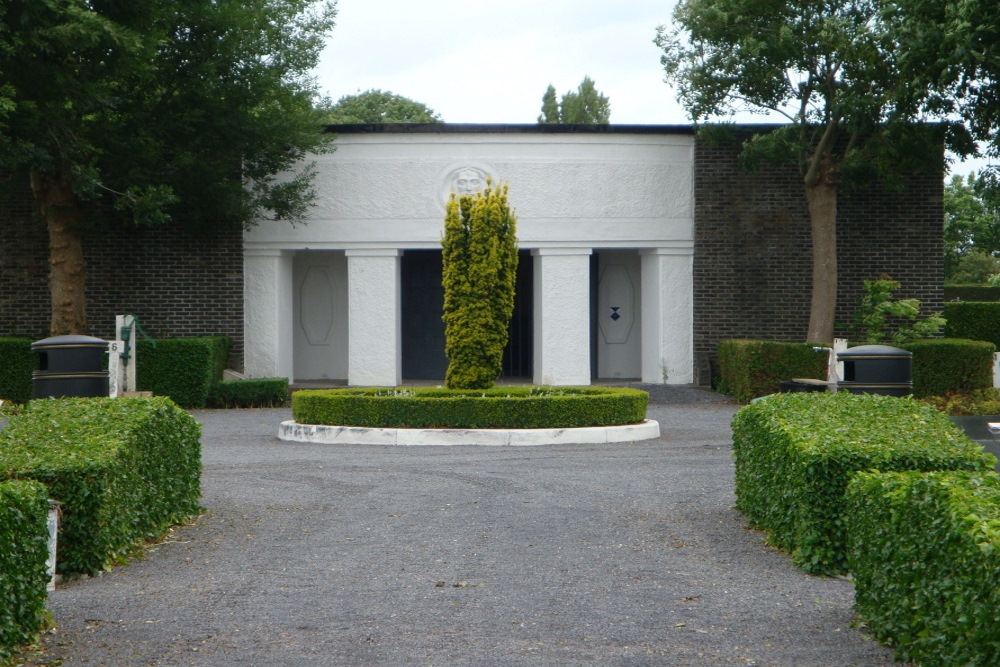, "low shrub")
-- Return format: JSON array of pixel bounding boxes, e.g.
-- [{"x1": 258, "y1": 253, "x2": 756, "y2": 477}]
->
[
  {"x1": 137, "y1": 337, "x2": 230, "y2": 408},
  {"x1": 212, "y1": 378, "x2": 289, "y2": 408},
  {"x1": 0, "y1": 397, "x2": 201, "y2": 575},
  {"x1": 0, "y1": 338, "x2": 34, "y2": 405},
  {"x1": 732, "y1": 392, "x2": 996, "y2": 575},
  {"x1": 944, "y1": 301, "x2": 1000, "y2": 348},
  {"x1": 716, "y1": 339, "x2": 828, "y2": 403},
  {"x1": 902, "y1": 338, "x2": 996, "y2": 397},
  {"x1": 0, "y1": 480, "x2": 49, "y2": 664},
  {"x1": 846, "y1": 470, "x2": 1000, "y2": 665},
  {"x1": 920, "y1": 388, "x2": 1000, "y2": 416},
  {"x1": 293, "y1": 386, "x2": 649, "y2": 429}
]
